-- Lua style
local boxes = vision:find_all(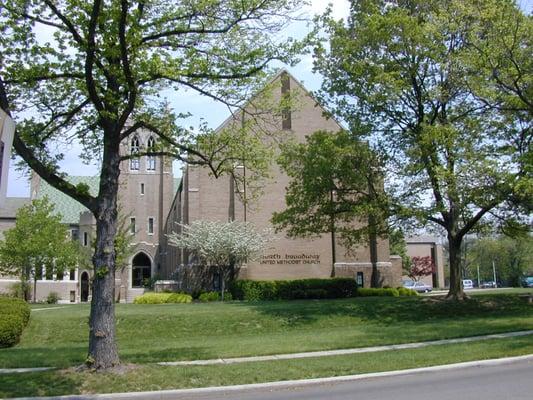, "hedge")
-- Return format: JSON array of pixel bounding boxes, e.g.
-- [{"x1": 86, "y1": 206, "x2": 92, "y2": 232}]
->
[
  {"x1": 230, "y1": 279, "x2": 420, "y2": 301},
  {"x1": 230, "y1": 278, "x2": 358, "y2": 301},
  {"x1": 0, "y1": 296, "x2": 31, "y2": 348},
  {"x1": 198, "y1": 291, "x2": 233, "y2": 302},
  {"x1": 133, "y1": 292, "x2": 192, "y2": 304}
]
